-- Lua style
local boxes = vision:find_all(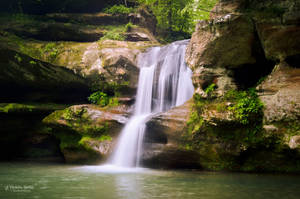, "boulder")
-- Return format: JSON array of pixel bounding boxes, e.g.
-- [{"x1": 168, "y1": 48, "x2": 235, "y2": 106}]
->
[
  {"x1": 186, "y1": 15, "x2": 256, "y2": 70},
  {"x1": 43, "y1": 104, "x2": 130, "y2": 164},
  {"x1": 185, "y1": 14, "x2": 262, "y2": 94},
  {"x1": 141, "y1": 101, "x2": 202, "y2": 169}
]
